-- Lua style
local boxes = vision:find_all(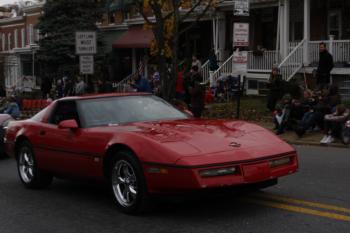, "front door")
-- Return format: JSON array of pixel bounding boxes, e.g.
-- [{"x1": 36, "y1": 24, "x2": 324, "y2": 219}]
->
[{"x1": 328, "y1": 10, "x2": 342, "y2": 39}]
